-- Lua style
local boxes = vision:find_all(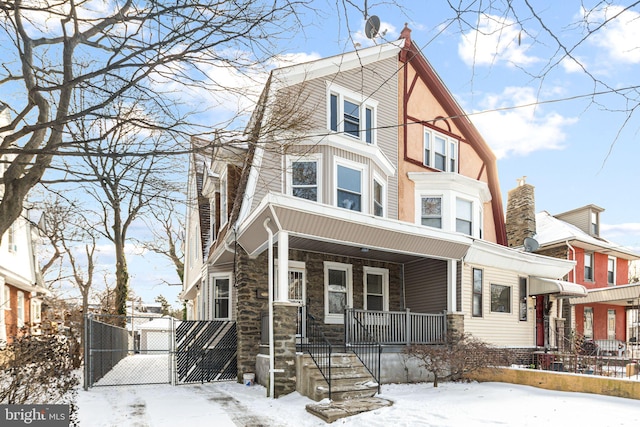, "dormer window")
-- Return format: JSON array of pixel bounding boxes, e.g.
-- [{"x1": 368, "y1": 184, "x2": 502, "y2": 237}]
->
[
  {"x1": 591, "y1": 211, "x2": 599, "y2": 236},
  {"x1": 328, "y1": 84, "x2": 377, "y2": 144},
  {"x1": 424, "y1": 128, "x2": 458, "y2": 172}
]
